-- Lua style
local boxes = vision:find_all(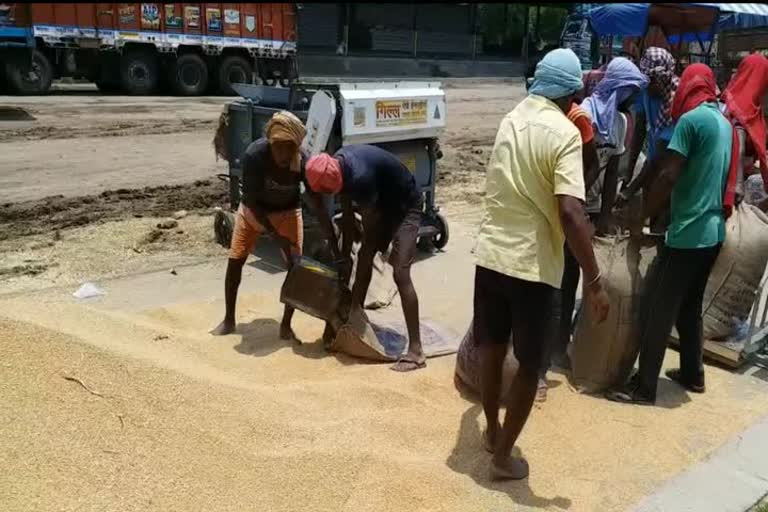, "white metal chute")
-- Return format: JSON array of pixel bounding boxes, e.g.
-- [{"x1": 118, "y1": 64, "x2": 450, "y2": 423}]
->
[{"x1": 302, "y1": 90, "x2": 336, "y2": 156}]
